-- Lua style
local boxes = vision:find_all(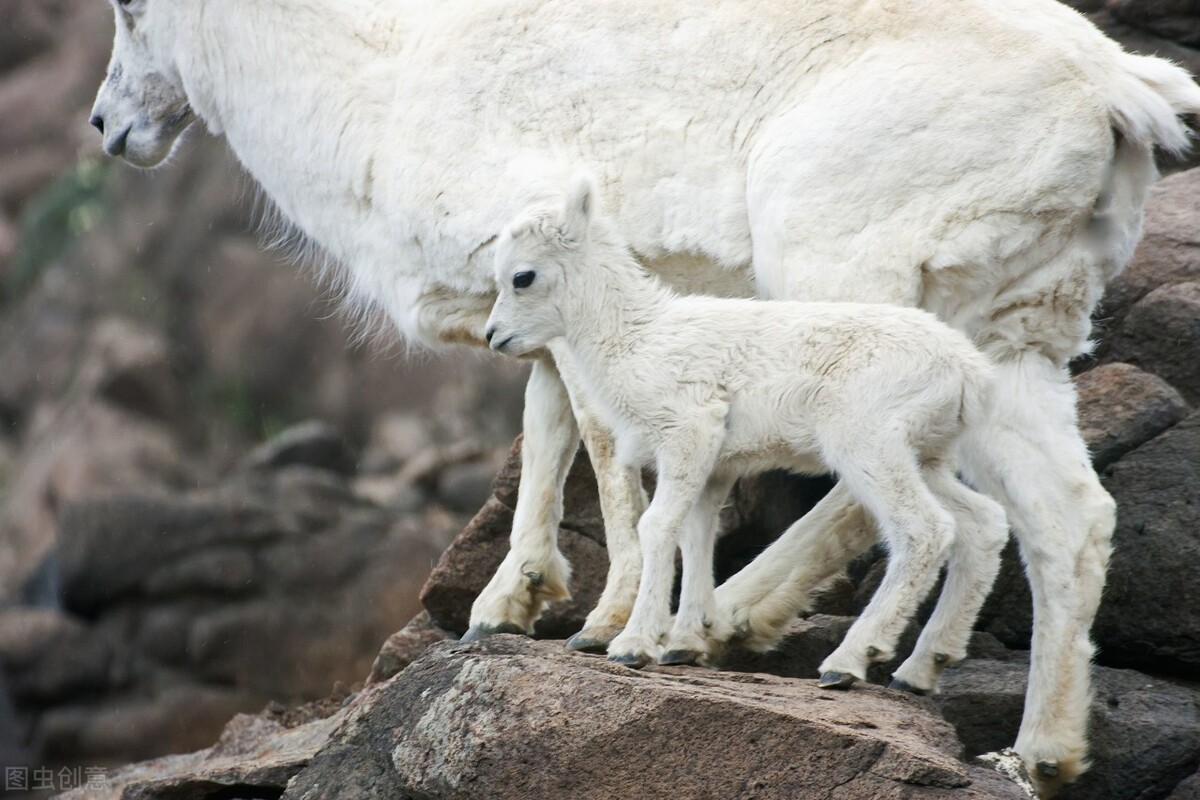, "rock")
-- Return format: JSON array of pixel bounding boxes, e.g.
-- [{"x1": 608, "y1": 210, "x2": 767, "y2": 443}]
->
[
  {"x1": 366, "y1": 611, "x2": 454, "y2": 686},
  {"x1": 1093, "y1": 409, "x2": 1200, "y2": 671},
  {"x1": 283, "y1": 637, "x2": 1025, "y2": 800},
  {"x1": 74, "y1": 317, "x2": 186, "y2": 427},
  {"x1": 978, "y1": 410, "x2": 1200, "y2": 666},
  {"x1": 242, "y1": 419, "x2": 358, "y2": 475},
  {"x1": 1108, "y1": 0, "x2": 1200, "y2": 46},
  {"x1": 1108, "y1": 282, "x2": 1200, "y2": 404},
  {"x1": 1096, "y1": 168, "x2": 1200, "y2": 344},
  {"x1": 360, "y1": 413, "x2": 434, "y2": 472},
  {"x1": 0, "y1": 608, "x2": 114, "y2": 704},
  {"x1": 936, "y1": 656, "x2": 1200, "y2": 800},
  {"x1": 435, "y1": 449, "x2": 508, "y2": 513},
  {"x1": 1074, "y1": 362, "x2": 1191, "y2": 470},
  {"x1": 56, "y1": 707, "x2": 346, "y2": 800},
  {"x1": 1169, "y1": 771, "x2": 1200, "y2": 799}
]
